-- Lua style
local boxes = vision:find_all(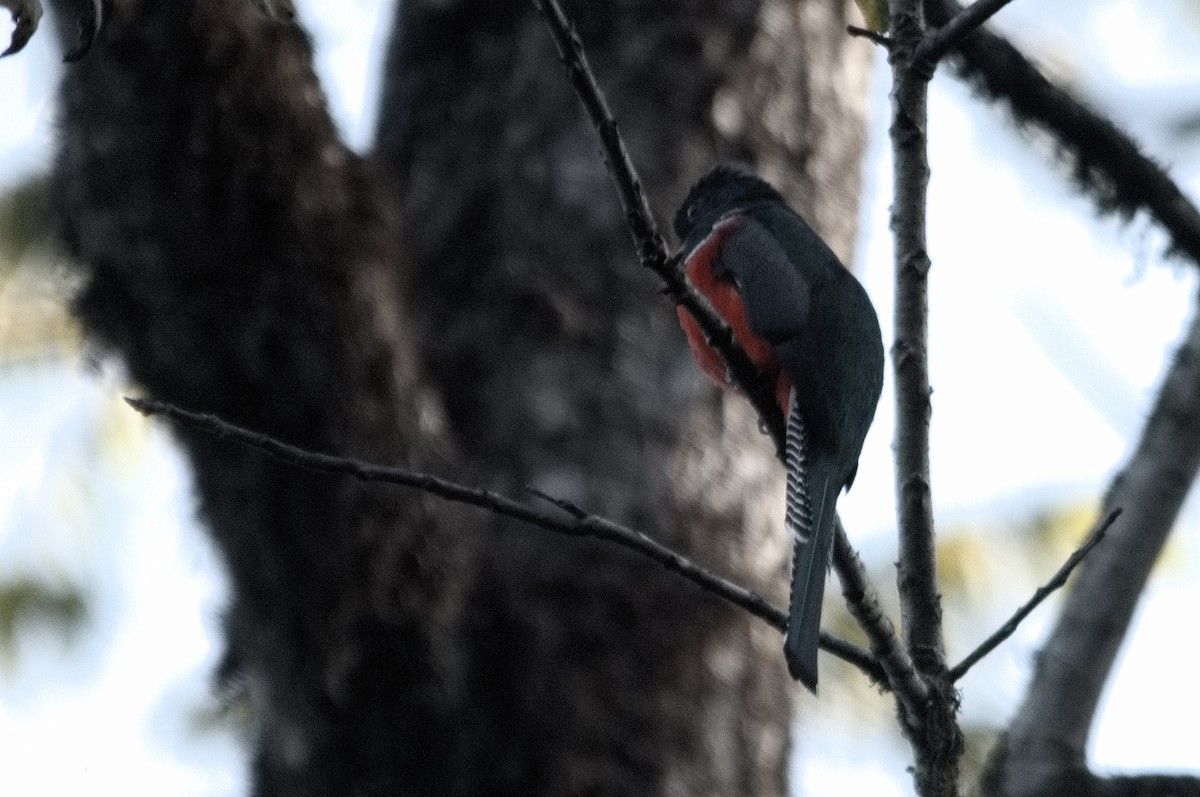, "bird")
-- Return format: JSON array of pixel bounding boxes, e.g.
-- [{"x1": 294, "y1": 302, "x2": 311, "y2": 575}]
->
[{"x1": 673, "y1": 163, "x2": 884, "y2": 691}]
